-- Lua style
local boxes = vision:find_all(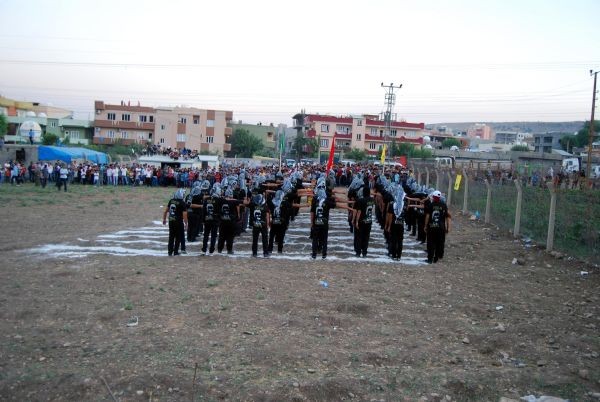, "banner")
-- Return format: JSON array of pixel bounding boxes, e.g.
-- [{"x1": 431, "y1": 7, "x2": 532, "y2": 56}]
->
[
  {"x1": 454, "y1": 174, "x2": 462, "y2": 191},
  {"x1": 326, "y1": 135, "x2": 336, "y2": 171},
  {"x1": 380, "y1": 144, "x2": 387, "y2": 165}
]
